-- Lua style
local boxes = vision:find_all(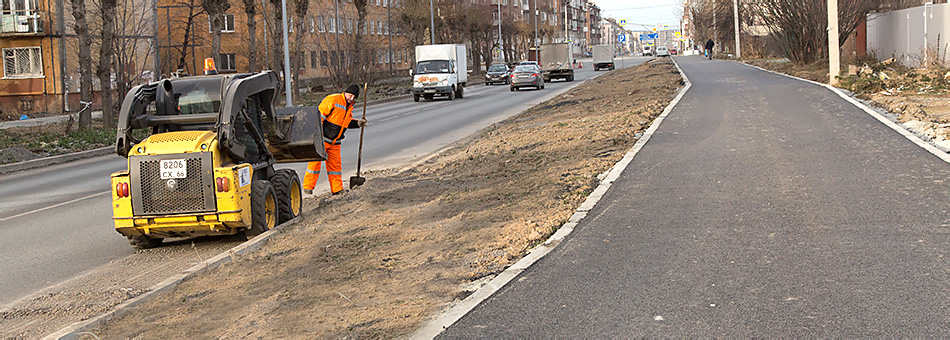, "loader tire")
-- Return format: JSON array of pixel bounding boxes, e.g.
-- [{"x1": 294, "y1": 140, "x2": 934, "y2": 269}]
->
[
  {"x1": 271, "y1": 169, "x2": 302, "y2": 224},
  {"x1": 246, "y1": 180, "x2": 278, "y2": 238},
  {"x1": 447, "y1": 87, "x2": 455, "y2": 100},
  {"x1": 413, "y1": 94, "x2": 420, "y2": 102},
  {"x1": 455, "y1": 86, "x2": 464, "y2": 99},
  {"x1": 128, "y1": 235, "x2": 163, "y2": 249}
]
